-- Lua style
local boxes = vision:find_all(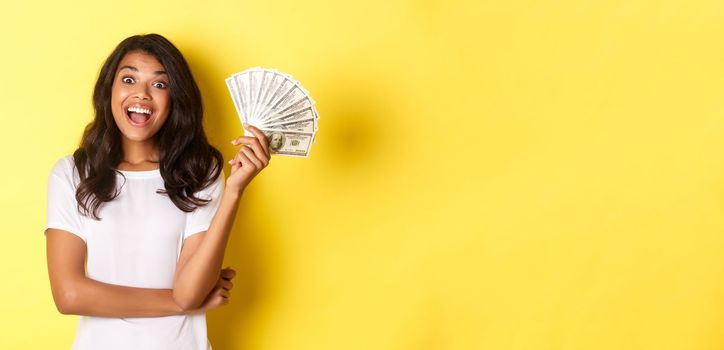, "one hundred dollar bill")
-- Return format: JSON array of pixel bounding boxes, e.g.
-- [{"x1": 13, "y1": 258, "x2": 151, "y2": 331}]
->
[
  {"x1": 226, "y1": 67, "x2": 319, "y2": 157},
  {"x1": 261, "y1": 106, "x2": 317, "y2": 128},
  {"x1": 257, "y1": 129, "x2": 314, "y2": 158},
  {"x1": 261, "y1": 118, "x2": 317, "y2": 133}
]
